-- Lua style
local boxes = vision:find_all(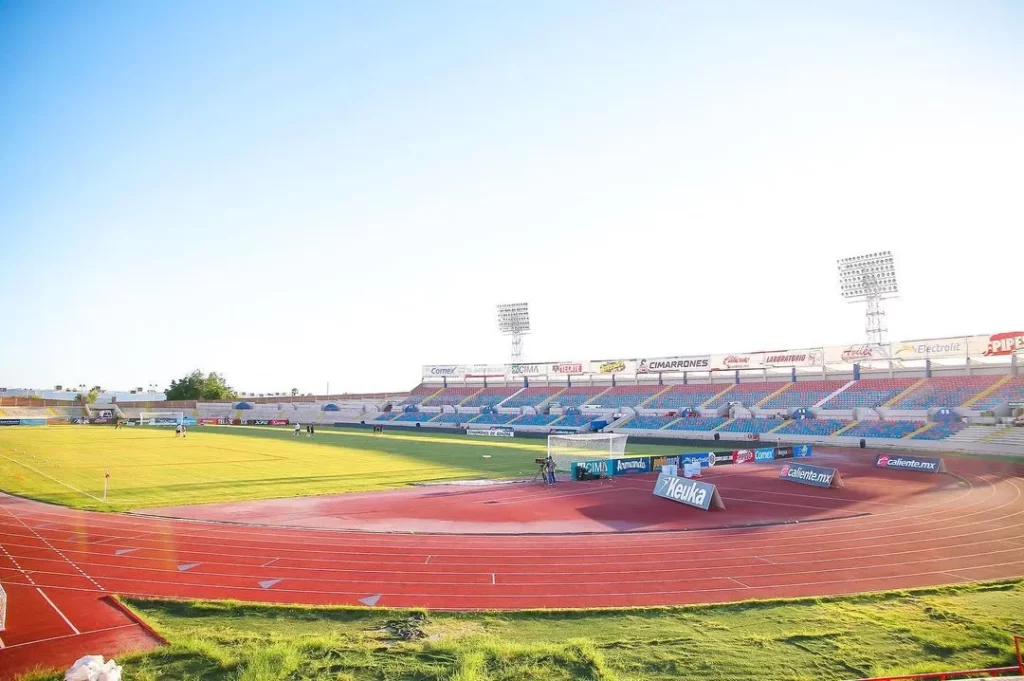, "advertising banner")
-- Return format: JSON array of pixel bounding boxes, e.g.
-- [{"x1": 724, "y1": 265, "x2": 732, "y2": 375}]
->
[
  {"x1": 610, "y1": 456, "x2": 652, "y2": 476},
  {"x1": 637, "y1": 356, "x2": 711, "y2": 374},
  {"x1": 466, "y1": 426, "x2": 515, "y2": 437},
  {"x1": 754, "y1": 448, "x2": 776, "y2": 462},
  {"x1": 760, "y1": 349, "x2": 825, "y2": 368},
  {"x1": 733, "y1": 449, "x2": 756, "y2": 464},
  {"x1": 779, "y1": 463, "x2": 844, "y2": 488},
  {"x1": 199, "y1": 417, "x2": 223, "y2": 425},
  {"x1": 19, "y1": 418, "x2": 46, "y2": 426},
  {"x1": 653, "y1": 473, "x2": 726, "y2": 510},
  {"x1": 549, "y1": 361, "x2": 586, "y2": 375},
  {"x1": 571, "y1": 459, "x2": 609, "y2": 479},
  {"x1": 680, "y1": 451, "x2": 735, "y2": 467},
  {"x1": 776, "y1": 446, "x2": 794, "y2": 459},
  {"x1": 506, "y1": 363, "x2": 544, "y2": 377},
  {"x1": 980, "y1": 331, "x2": 1024, "y2": 357},
  {"x1": 891, "y1": 337, "x2": 969, "y2": 361},
  {"x1": 422, "y1": 364, "x2": 505, "y2": 379},
  {"x1": 0, "y1": 419, "x2": 21, "y2": 426},
  {"x1": 590, "y1": 359, "x2": 636, "y2": 375},
  {"x1": 793, "y1": 444, "x2": 813, "y2": 458},
  {"x1": 710, "y1": 353, "x2": 765, "y2": 371},
  {"x1": 874, "y1": 454, "x2": 945, "y2": 473},
  {"x1": 652, "y1": 455, "x2": 679, "y2": 470},
  {"x1": 824, "y1": 343, "x2": 891, "y2": 365},
  {"x1": 268, "y1": 419, "x2": 289, "y2": 426}
]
